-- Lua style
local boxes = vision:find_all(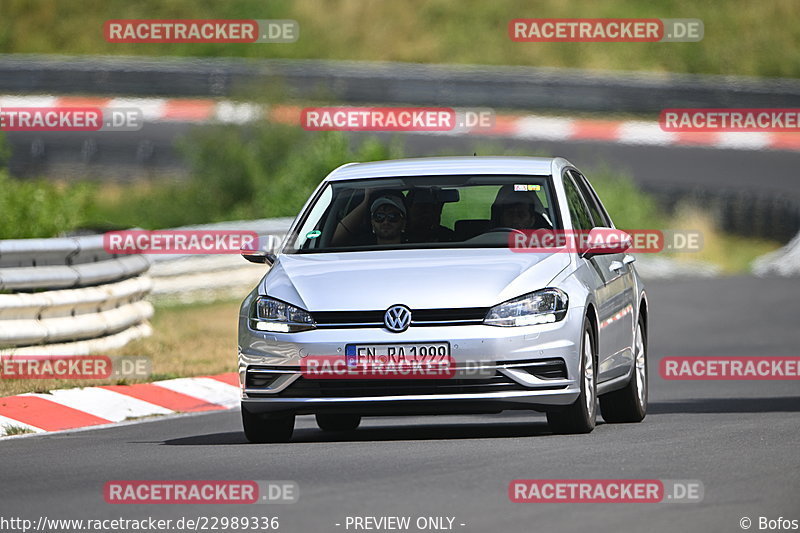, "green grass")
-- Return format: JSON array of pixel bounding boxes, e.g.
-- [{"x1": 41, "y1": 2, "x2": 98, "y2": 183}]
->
[
  {"x1": 0, "y1": 0, "x2": 799, "y2": 78},
  {"x1": 661, "y1": 204, "x2": 782, "y2": 274},
  {"x1": 0, "y1": 131, "x2": 98, "y2": 238},
  {"x1": 1, "y1": 425, "x2": 35, "y2": 436},
  {"x1": 0, "y1": 299, "x2": 241, "y2": 397}
]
